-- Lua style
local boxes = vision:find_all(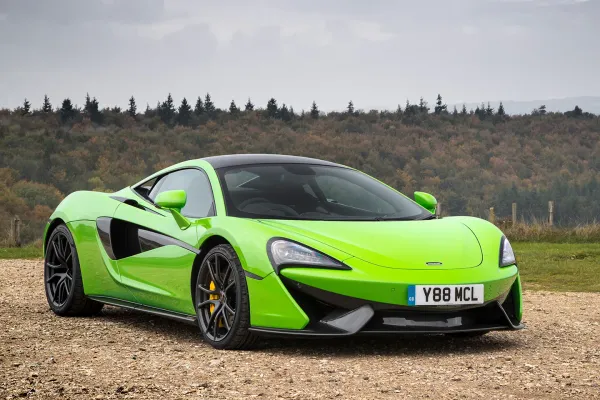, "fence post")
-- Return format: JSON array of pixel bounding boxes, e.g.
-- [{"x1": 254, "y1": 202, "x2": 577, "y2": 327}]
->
[
  {"x1": 11, "y1": 215, "x2": 22, "y2": 247},
  {"x1": 512, "y1": 202, "x2": 517, "y2": 227},
  {"x1": 548, "y1": 201, "x2": 554, "y2": 226},
  {"x1": 436, "y1": 201, "x2": 442, "y2": 218},
  {"x1": 488, "y1": 207, "x2": 495, "y2": 224}
]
